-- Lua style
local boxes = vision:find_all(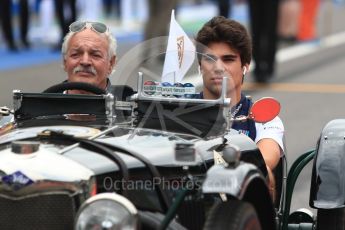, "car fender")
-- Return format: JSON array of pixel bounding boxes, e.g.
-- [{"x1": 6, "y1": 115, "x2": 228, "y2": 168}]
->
[
  {"x1": 202, "y1": 162, "x2": 276, "y2": 229},
  {"x1": 310, "y1": 119, "x2": 345, "y2": 209},
  {"x1": 202, "y1": 162, "x2": 266, "y2": 199}
]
